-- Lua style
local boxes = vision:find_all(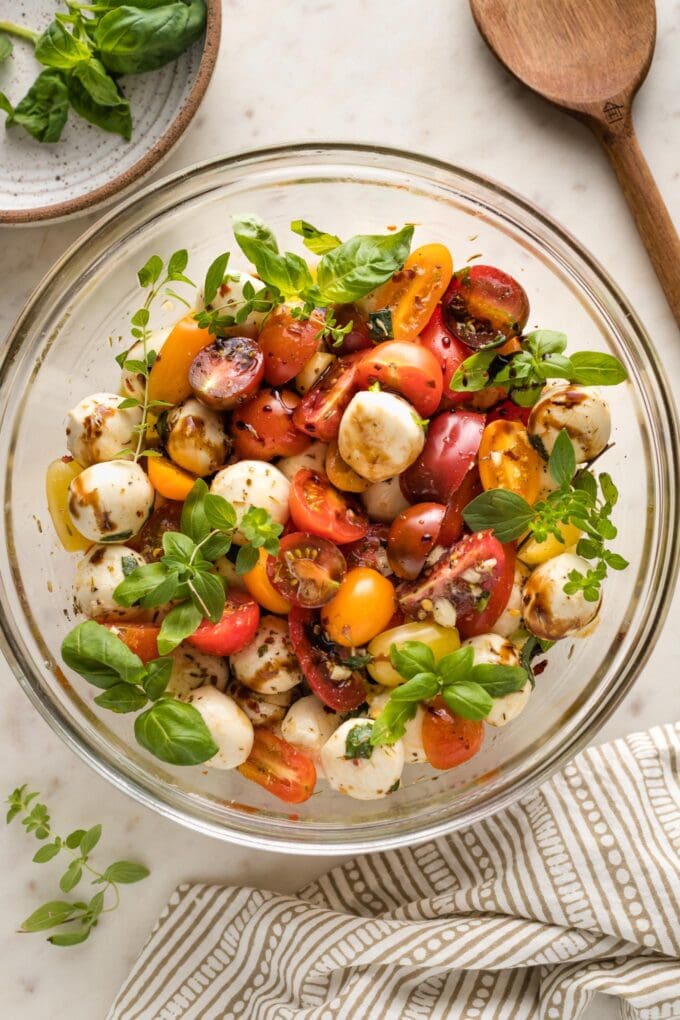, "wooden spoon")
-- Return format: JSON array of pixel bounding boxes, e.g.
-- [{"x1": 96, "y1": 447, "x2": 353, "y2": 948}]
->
[{"x1": 470, "y1": 0, "x2": 680, "y2": 327}]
